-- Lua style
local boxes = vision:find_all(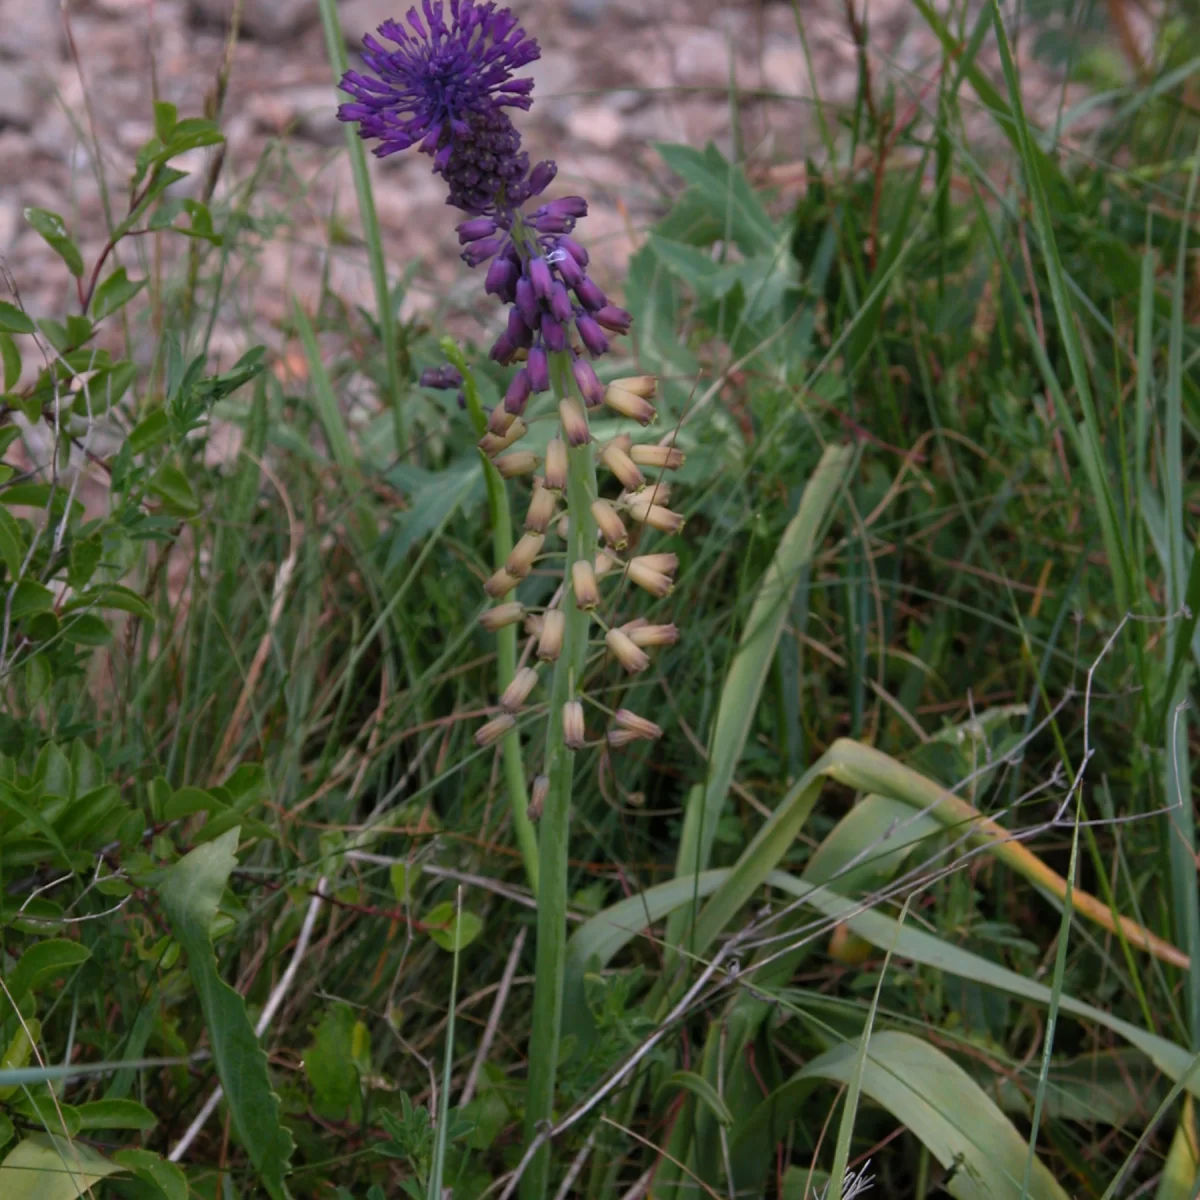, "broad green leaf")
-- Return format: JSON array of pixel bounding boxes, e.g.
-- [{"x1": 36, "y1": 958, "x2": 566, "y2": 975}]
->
[
  {"x1": 0, "y1": 1019, "x2": 42, "y2": 1099},
  {"x1": 90, "y1": 268, "x2": 145, "y2": 321},
  {"x1": 24, "y1": 209, "x2": 84, "y2": 278},
  {"x1": 304, "y1": 1003, "x2": 361, "y2": 1119},
  {"x1": 73, "y1": 1099, "x2": 157, "y2": 1132},
  {"x1": 653, "y1": 1070, "x2": 733, "y2": 1127},
  {"x1": 9, "y1": 579, "x2": 52, "y2": 618},
  {"x1": 65, "y1": 584, "x2": 153, "y2": 621},
  {"x1": 0, "y1": 787, "x2": 72, "y2": 869},
  {"x1": 9, "y1": 1095, "x2": 80, "y2": 1138},
  {"x1": 0, "y1": 334, "x2": 19, "y2": 389},
  {"x1": 384, "y1": 458, "x2": 482, "y2": 573},
  {"x1": 669, "y1": 443, "x2": 853, "y2": 950},
  {"x1": 0, "y1": 1135, "x2": 123, "y2": 1199},
  {"x1": 149, "y1": 463, "x2": 199, "y2": 515},
  {"x1": 1155, "y1": 1096, "x2": 1199, "y2": 1200},
  {"x1": 0, "y1": 302, "x2": 34, "y2": 335},
  {"x1": 730, "y1": 1032, "x2": 1069, "y2": 1199},
  {"x1": 159, "y1": 828, "x2": 293, "y2": 1198},
  {"x1": 7, "y1": 941, "x2": 90, "y2": 1009},
  {"x1": 67, "y1": 537, "x2": 101, "y2": 590},
  {"x1": 127, "y1": 410, "x2": 170, "y2": 455},
  {"x1": 164, "y1": 786, "x2": 224, "y2": 821},
  {"x1": 0, "y1": 1113, "x2": 11, "y2": 1150},
  {"x1": 62, "y1": 614, "x2": 111, "y2": 646},
  {"x1": 423, "y1": 901, "x2": 483, "y2": 952},
  {"x1": 0, "y1": 504, "x2": 25, "y2": 579},
  {"x1": 113, "y1": 1148, "x2": 187, "y2": 1200}
]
